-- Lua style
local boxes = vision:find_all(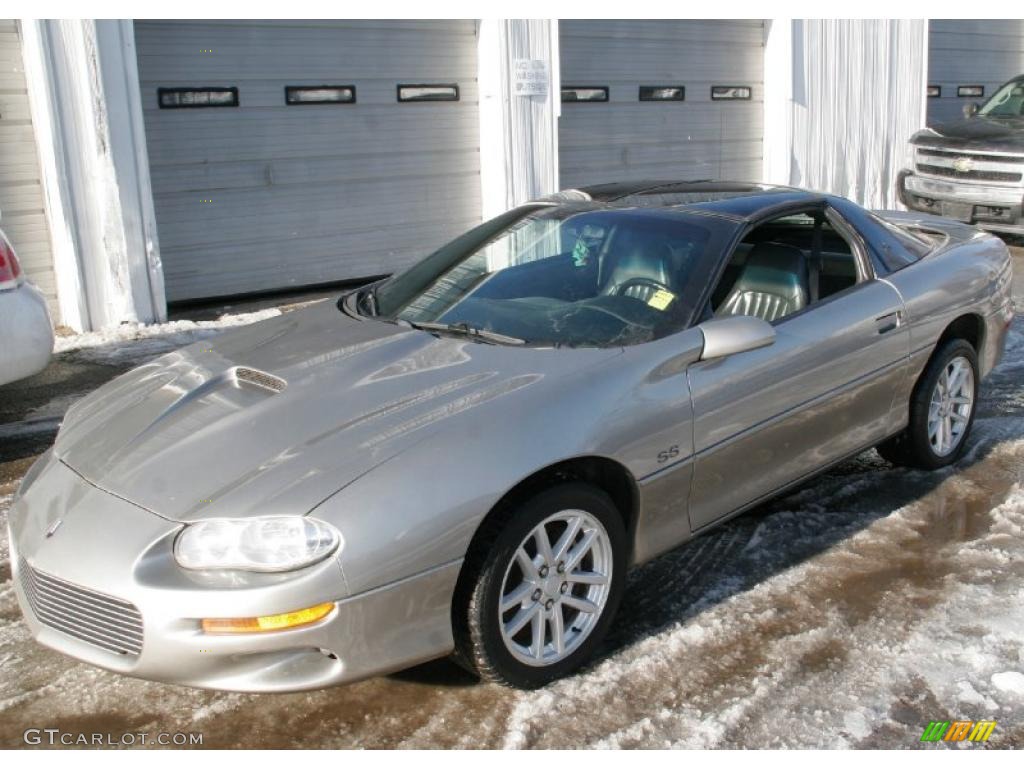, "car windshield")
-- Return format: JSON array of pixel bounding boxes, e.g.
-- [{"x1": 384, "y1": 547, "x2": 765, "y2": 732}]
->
[
  {"x1": 369, "y1": 205, "x2": 729, "y2": 348},
  {"x1": 978, "y1": 79, "x2": 1024, "y2": 118}
]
